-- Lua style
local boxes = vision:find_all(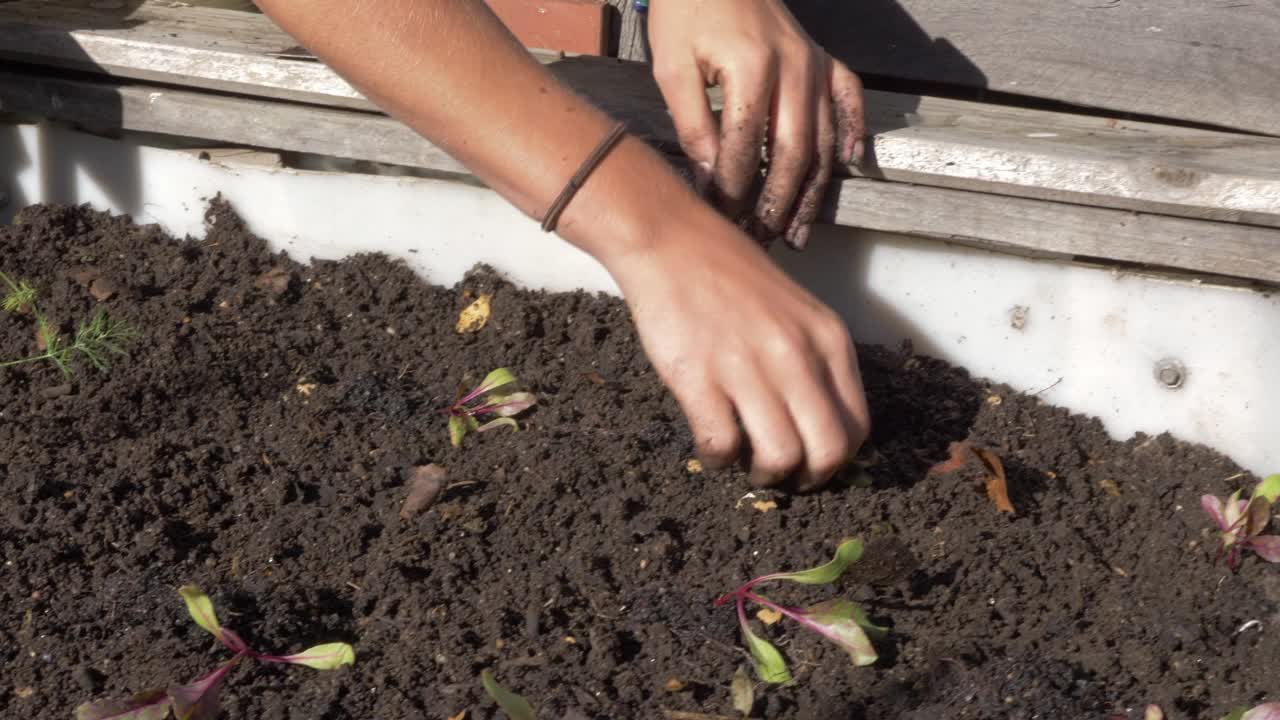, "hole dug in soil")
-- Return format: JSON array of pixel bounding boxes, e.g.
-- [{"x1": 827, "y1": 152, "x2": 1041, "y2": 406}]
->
[{"x1": 1, "y1": 202, "x2": 1276, "y2": 720}]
